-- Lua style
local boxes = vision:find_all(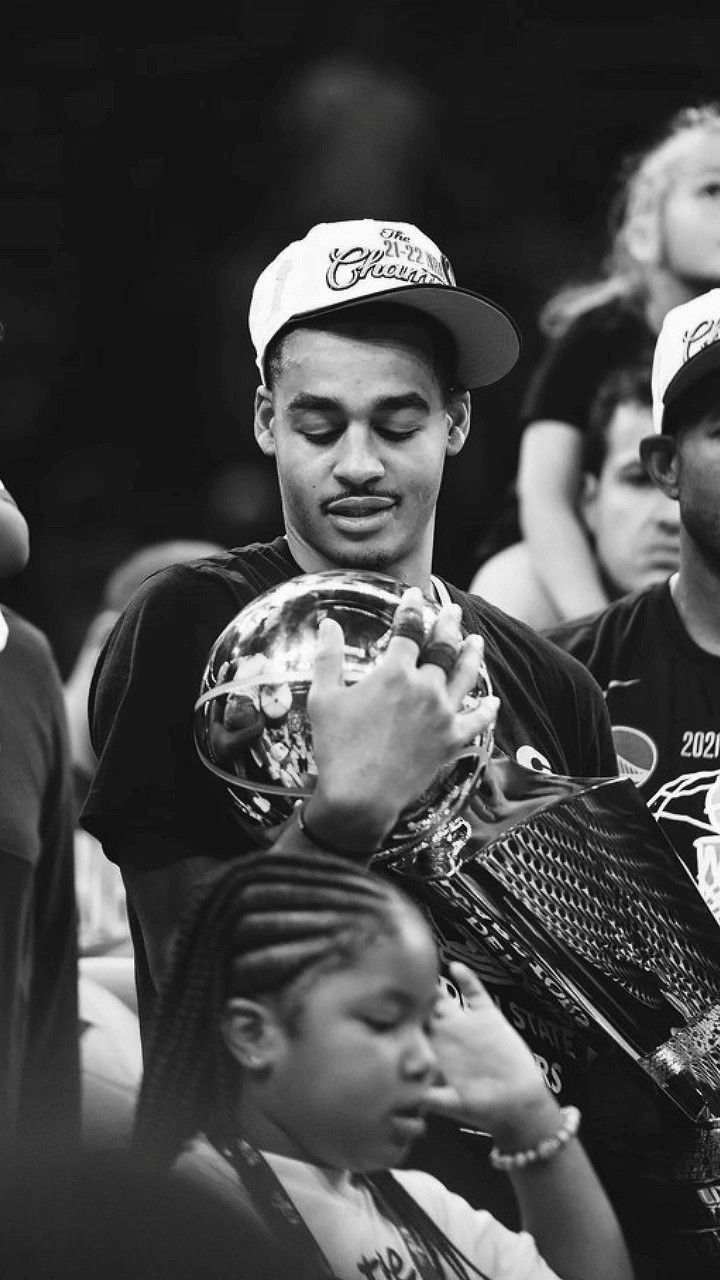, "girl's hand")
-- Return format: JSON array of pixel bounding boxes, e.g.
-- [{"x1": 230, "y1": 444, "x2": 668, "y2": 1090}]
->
[{"x1": 424, "y1": 962, "x2": 563, "y2": 1150}]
